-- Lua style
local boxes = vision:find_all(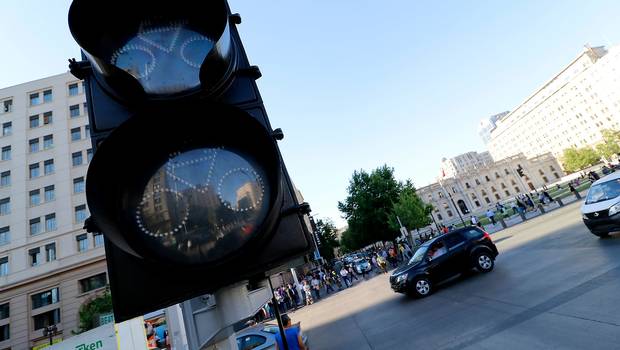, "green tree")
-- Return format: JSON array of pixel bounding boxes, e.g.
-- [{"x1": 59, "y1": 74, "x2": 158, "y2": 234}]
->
[
  {"x1": 75, "y1": 288, "x2": 113, "y2": 334},
  {"x1": 562, "y1": 147, "x2": 600, "y2": 173},
  {"x1": 388, "y1": 182, "x2": 432, "y2": 233},
  {"x1": 596, "y1": 129, "x2": 620, "y2": 160},
  {"x1": 314, "y1": 218, "x2": 339, "y2": 261},
  {"x1": 338, "y1": 165, "x2": 401, "y2": 250},
  {"x1": 338, "y1": 229, "x2": 356, "y2": 254}
]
